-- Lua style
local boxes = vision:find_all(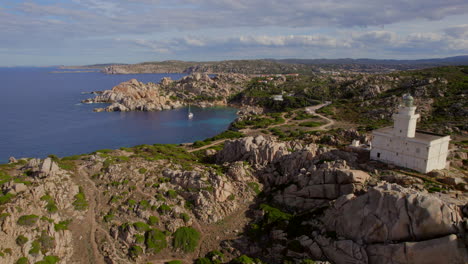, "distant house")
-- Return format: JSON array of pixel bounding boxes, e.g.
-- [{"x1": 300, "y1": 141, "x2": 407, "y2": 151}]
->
[
  {"x1": 272, "y1": 94, "x2": 284, "y2": 101},
  {"x1": 370, "y1": 94, "x2": 450, "y2": 173}
]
